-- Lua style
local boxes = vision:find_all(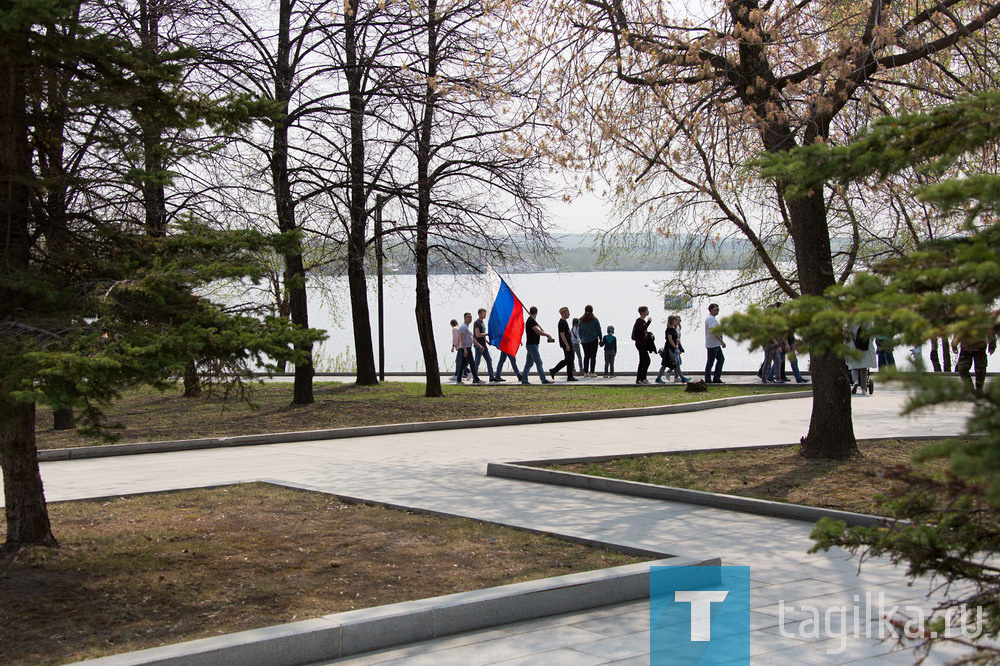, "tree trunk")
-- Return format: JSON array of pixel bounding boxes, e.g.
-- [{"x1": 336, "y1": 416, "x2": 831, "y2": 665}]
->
[
  {"x1": 344, "y1": 2, "x2": 378, "y2": 386},
  {"x1": 787, "y1": 191, "x2": 858, "y2": 459},
  {"x1": 52, "y1": 407, "x2": 75, "y2": 430},
  {"x1": 414, "y1": 0, "x2": 443, "y2": 398},
  {"x1": 1, "y1": 400, "x2": 58, "y2": 550},
  {"x1": 286, "y1": 253, "x2": 314, "y2": 404},
  {"x1": 182, "y1": 359, "x2": 202, "y2": 397},
  {"x1": 275, "y1": 285, "x2": 290, "y2": 373},
  {"x1": 930, "y1": 337, "x2": 942, "y2": 372},
  {"x1": 415, "y1": 269, "x2": 441, "y2": 397},
  {"x1": 1, "y1": 30, "x2": 57, "y2": 549},
  {"x1": 941, "y1": 338, "x2": 952, "y2": 372},
  {"x1": 272, "y1": 0, "x2": 314, "y2": 404}
]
